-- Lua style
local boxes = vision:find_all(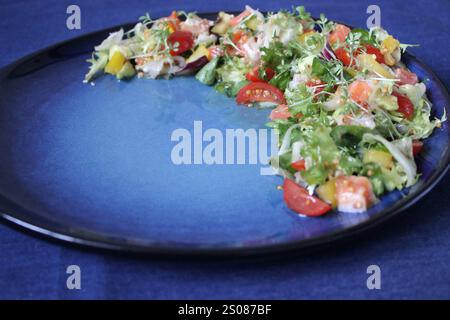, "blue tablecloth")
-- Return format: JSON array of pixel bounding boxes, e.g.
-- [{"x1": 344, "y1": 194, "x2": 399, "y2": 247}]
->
[{"x1": 1, "y1": 0, "x2": 449, "y2": 299}]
